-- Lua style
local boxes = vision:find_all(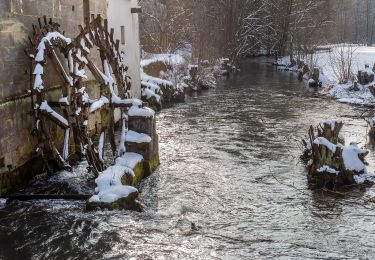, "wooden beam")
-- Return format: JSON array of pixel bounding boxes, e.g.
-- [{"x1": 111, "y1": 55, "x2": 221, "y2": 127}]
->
[
  {"x1": 40, "y1": 110, "x2": 70, "y2": 129},
  {"x1": 1, "y1": 194, "x2": 91, "y2": 201}
]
